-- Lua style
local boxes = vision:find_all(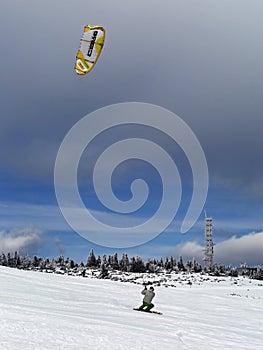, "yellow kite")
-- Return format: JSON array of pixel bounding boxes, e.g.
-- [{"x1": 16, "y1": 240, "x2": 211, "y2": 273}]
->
[{"x1": 75, "y1": 25, "x2": 105, "y2": 75}]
